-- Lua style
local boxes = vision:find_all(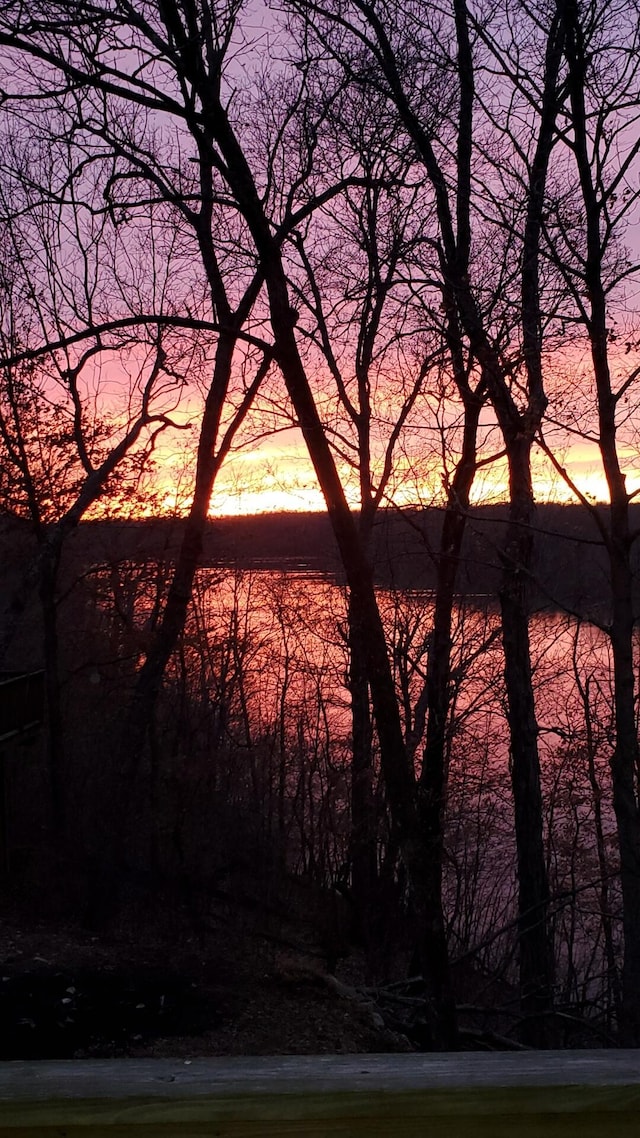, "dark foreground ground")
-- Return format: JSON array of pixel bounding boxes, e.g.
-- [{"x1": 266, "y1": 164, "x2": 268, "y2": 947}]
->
[{"x1": 0, "y1": 908, "x2": 410, "y2": 1060}]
